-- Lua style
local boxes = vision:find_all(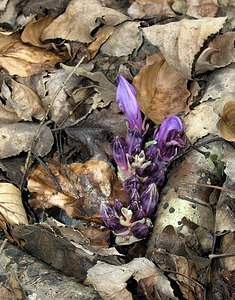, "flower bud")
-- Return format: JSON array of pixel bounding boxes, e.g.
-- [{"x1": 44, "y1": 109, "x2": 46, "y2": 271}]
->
[
  {"x1": 111, "y1": 136, "x2": 129, "y2": 176},
  {"x1": 116, "y1": 75, "x2": 142, "y2": 132},
  {"x1": 140, "y1": 183, "x2": 158, "y2": 216},
  {"x1": 131, "y1": 222, "x2": 149, "y2": 239}
]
